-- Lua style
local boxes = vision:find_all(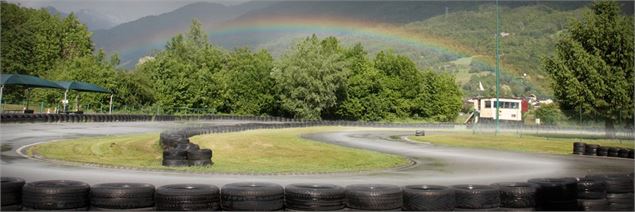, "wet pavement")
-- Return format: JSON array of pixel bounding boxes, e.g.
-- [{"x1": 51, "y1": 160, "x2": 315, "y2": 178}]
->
[{"x1": 1, "y1": 121, "x2": 632, "y2": 186}]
